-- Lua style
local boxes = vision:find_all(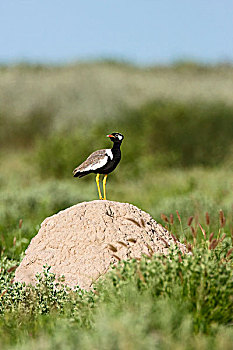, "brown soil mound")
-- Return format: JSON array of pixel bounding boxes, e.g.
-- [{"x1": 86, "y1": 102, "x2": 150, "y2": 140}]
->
[{"x1": 15, "y1": 200, "x2": 186, "y2": 290}]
